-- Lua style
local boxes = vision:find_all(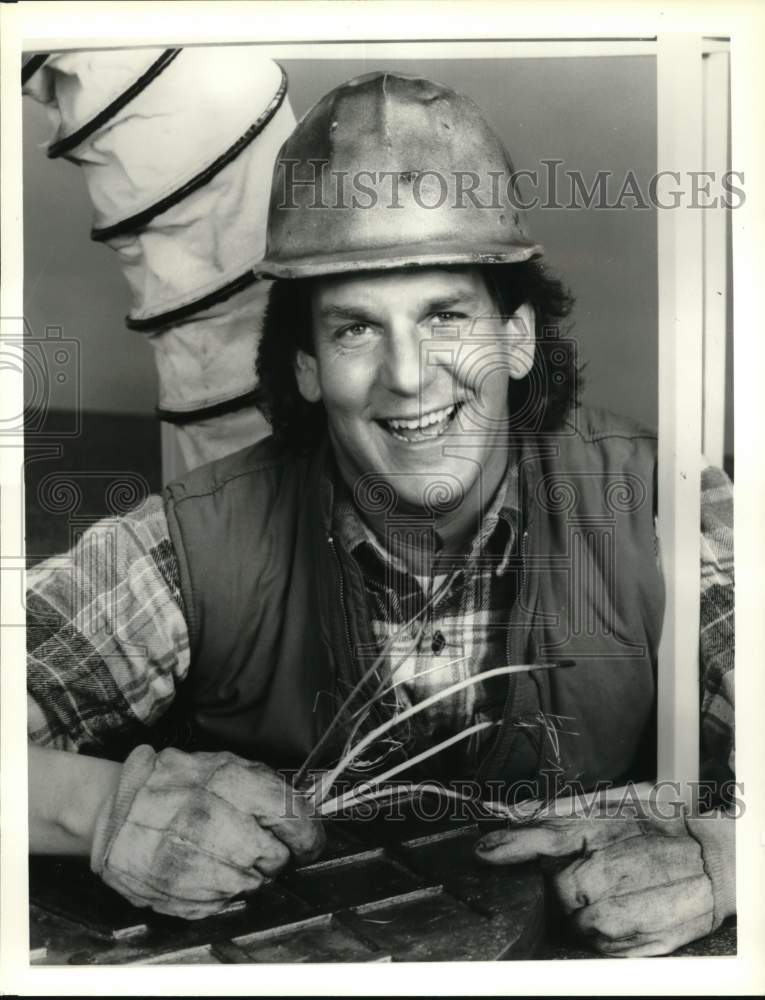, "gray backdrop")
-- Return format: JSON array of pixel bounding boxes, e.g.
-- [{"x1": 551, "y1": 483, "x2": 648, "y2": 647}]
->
[{"x1": 24, "y1": 53, "x2": 729, "y2": 449}]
